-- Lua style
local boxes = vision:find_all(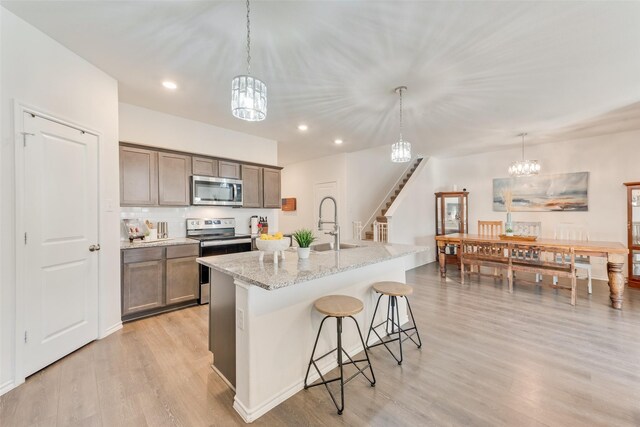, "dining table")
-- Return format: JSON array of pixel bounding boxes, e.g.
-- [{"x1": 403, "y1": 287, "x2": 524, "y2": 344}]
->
[{"x1": 435, "y1": 233, "x2": 629, "y2": 309}]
